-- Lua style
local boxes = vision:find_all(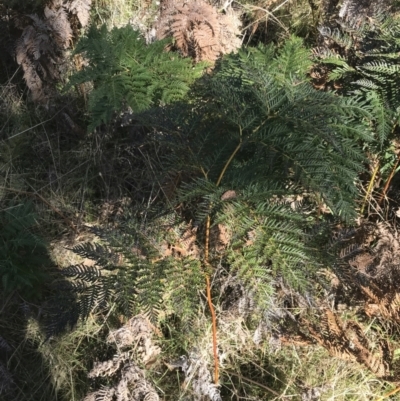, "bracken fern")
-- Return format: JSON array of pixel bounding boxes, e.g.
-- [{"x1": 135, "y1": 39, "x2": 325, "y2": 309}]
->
[{"x1": 67, "y1": 24, "x2": 207, "y2": 131}]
